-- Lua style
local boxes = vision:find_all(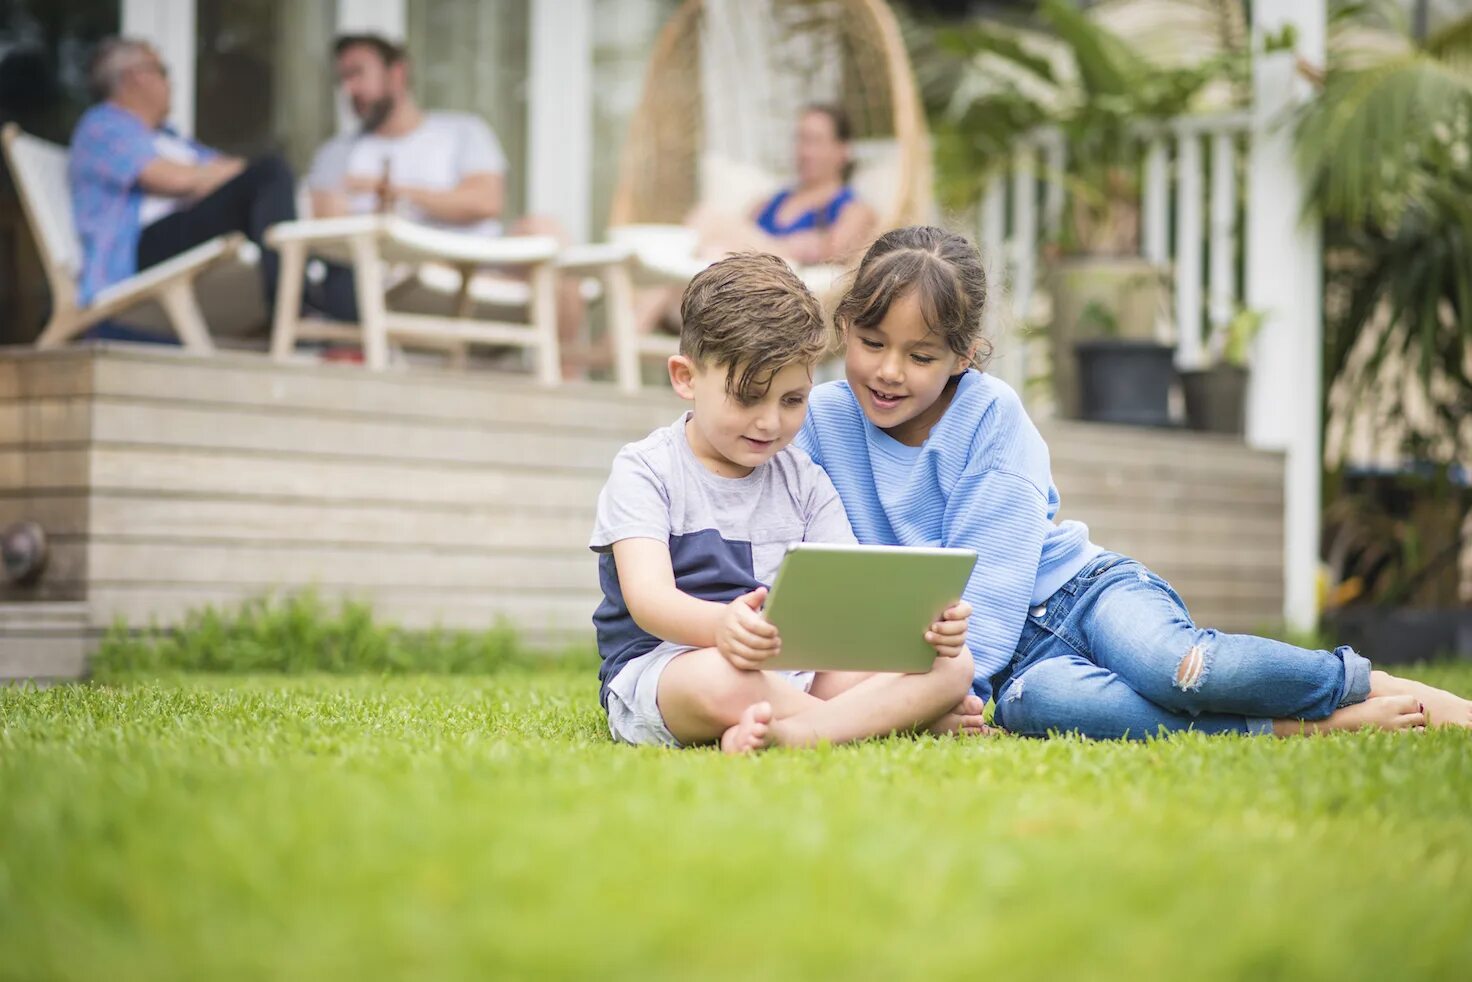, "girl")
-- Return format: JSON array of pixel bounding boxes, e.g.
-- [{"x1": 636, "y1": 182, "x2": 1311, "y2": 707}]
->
[{"x1": 796, "y1": 225, "x2": 1472, "y2": 739}]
